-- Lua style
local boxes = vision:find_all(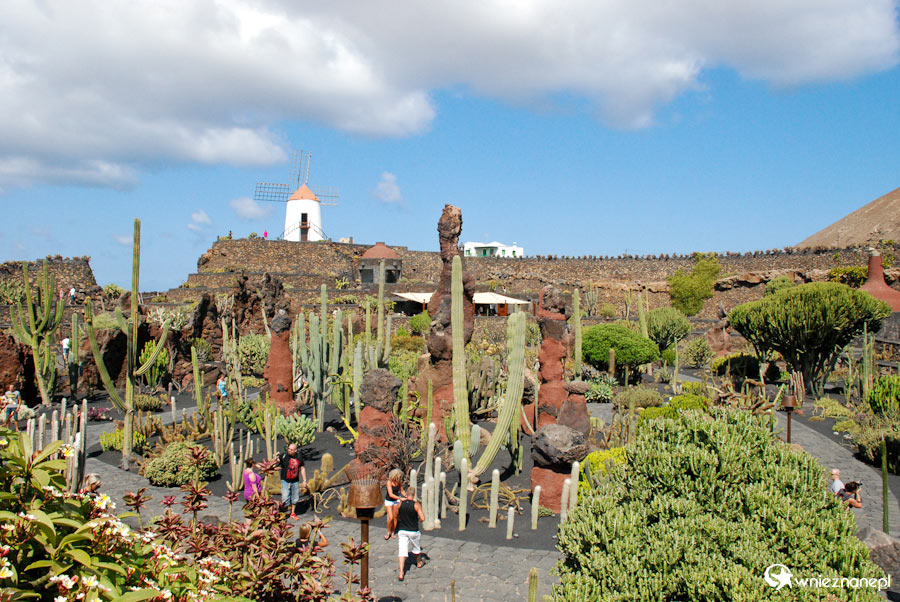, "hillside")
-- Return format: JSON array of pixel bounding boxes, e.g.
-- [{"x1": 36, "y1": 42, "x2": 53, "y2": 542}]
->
[{"x1": 799, "y1": 186, "x2": 900, "y2": 248}]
